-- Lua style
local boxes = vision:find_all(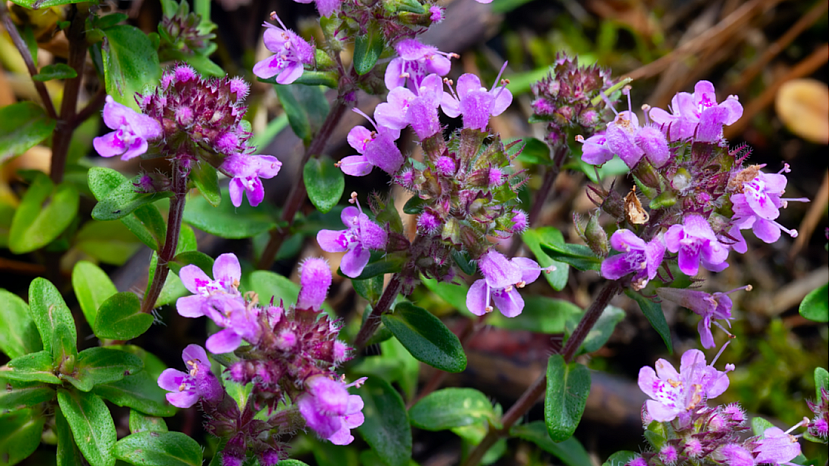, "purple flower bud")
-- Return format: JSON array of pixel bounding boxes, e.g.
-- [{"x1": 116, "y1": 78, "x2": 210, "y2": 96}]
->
[
  {"x1": 174, "y1": 64, "x2": 197, "y2": 82},
  {"x1": 157, "y1": 344, "x2": 223, "y2": 408},
  {"x1": 626, "y1": 457, "x2": 648, "y2": 466},
  {"x1": 435, "y1": 156, "x2": 456, "y2": 177},
  {"x1": 275, "y1": 329, "x2": 297, "y2": 351},
  {"x1": 488, "y1": 168, "x2": 504, "y2": 187},
  {"x1": 510, "y1": 209, "x2": 528, "y2": 233},
  {"x1": 333, "y1": 340, "x2": 350, "y2": 363},
  {"x1": 93, "y1": 96, "x2": 162, "y2": 160},
  {"x1": 684, "y1": 438, "x2": 703, "y2": 458},
  {"x1": 600, "y1": 230, "x2": 665, "y2": 290},
  {"x1": 229, "y1": 77, "x2": 249, "y2": 100},
  {"x1": 253, "y1": 16, "x2": 314, "y2": 84},
  {"x1": 418, "y1": 211, "x2": 442, "y2": 234},
  {"x1": 723, "y1": 403, "x2": 746, "y2": 425},
  {"x1": 429, "y1": 6, "x2": 444, "y2": 22},
  {"x1": 659, "y1": 445, "x2": 677, "y2": 465},
  {"x1": 175, "y1": 106, "x2": 194, "y2": 126},
  {"x1": 292, "y1": 0, "x2": 342, "y2": 17},
  {"x1": 297, "y1": 258, "x2": 332, "y2": 310},
  {"x1": 259, "y1": 449, "x2": 281, "y2": 466}
]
